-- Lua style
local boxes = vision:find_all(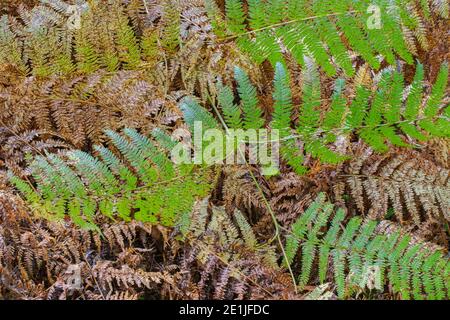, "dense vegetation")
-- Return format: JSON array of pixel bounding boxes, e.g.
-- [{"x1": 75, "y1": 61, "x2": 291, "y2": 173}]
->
[{"x1": 0, "y1": 0, "x2": 448, "y2": 300}]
